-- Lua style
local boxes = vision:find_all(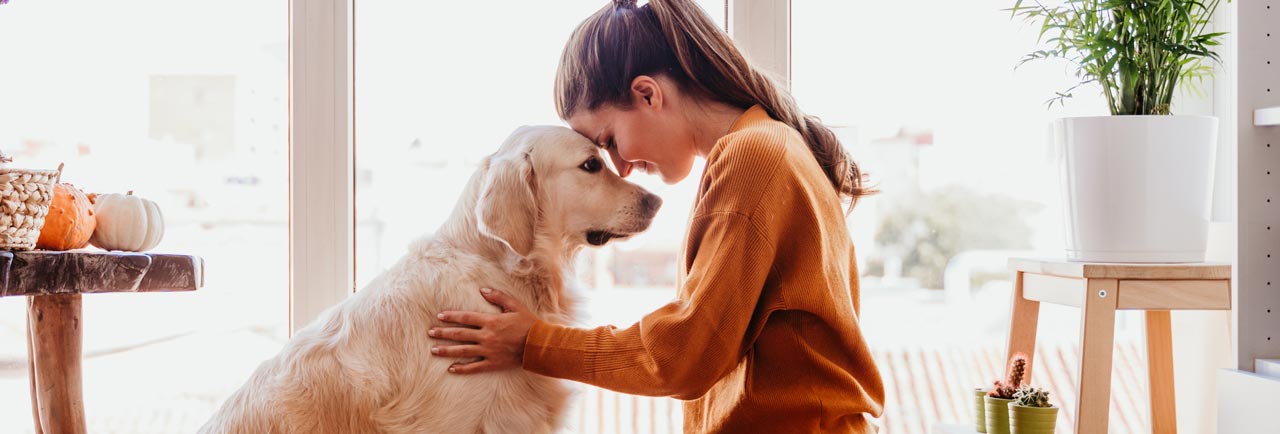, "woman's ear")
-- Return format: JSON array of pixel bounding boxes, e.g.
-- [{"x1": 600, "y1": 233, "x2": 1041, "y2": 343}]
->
[{"x1": 630, "y1": 75, "x2": 663, "y2": 110}]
